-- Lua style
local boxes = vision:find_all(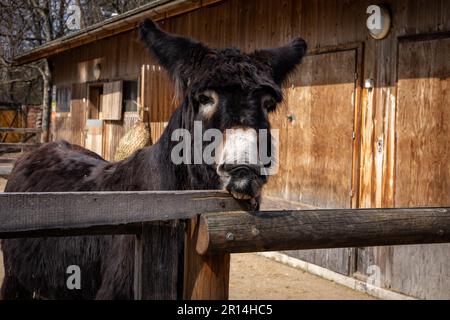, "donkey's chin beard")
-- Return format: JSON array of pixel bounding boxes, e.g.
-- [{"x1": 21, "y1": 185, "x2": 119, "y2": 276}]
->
[{"x1": 220, "y1": 172, "x2": 265, "y2": 211}]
